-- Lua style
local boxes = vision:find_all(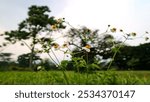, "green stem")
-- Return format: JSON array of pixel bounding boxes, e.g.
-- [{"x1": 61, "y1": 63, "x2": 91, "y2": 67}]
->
[
  {"x1": 86, "y1": 52, "x2": 89, "y2": 84},
  {"x1": 47, "y1": 53, "x2": 59, "y2": 66},
  {"x1": 107, "y1": 46, "x2": 121, "y2": 70},
  {"x1": 61, "y1": 69, "x2": 69, "y2": 84},
  {"x1": 51, "y1": 49, "x2": 60, "y2": 64},
  {"x1": 49, "y1": 49, "x2": 69, "y2": 84},
  {"x1": 47, "y1": 52, "x2": 69, "y2": 84},
  {"x1": 107, "y1": 39, "x2": 127, "y2": 70}
]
